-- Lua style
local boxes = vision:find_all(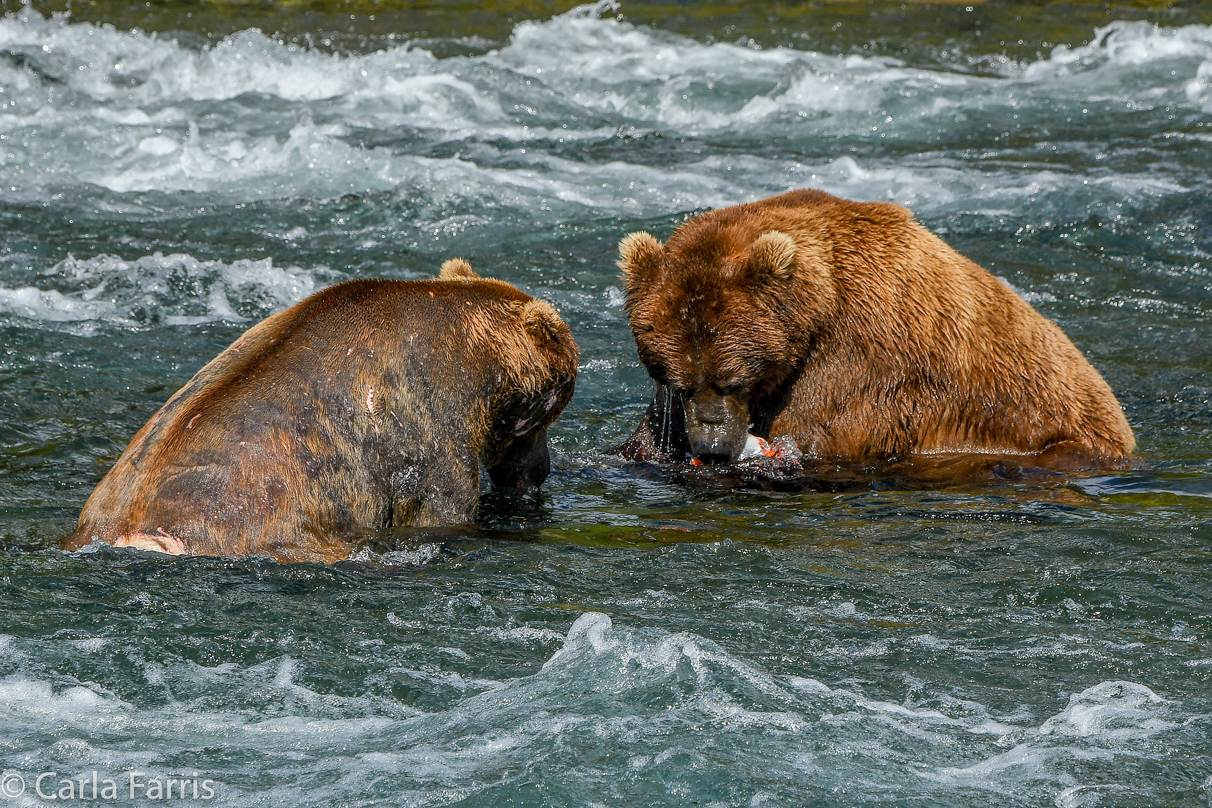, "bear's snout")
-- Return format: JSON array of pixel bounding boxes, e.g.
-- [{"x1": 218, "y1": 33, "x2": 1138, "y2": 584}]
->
[
  {"x1": 685, "y1": 391, "x2": 748, "y2": 464},
  {"x1": 488, "y1": 427, "x2": 552, "y2": 490},
  {"x1": 689, "y1": 432, "x2": 737, "y2": 465}
]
